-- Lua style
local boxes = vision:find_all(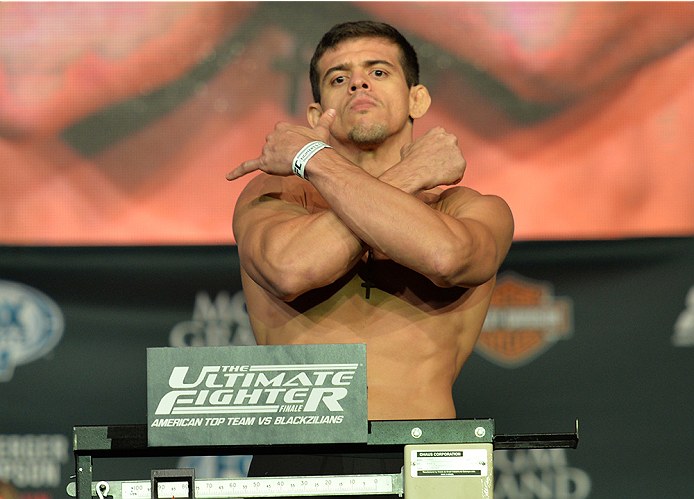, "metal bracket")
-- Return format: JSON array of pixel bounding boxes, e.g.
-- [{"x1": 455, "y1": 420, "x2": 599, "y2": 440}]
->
[{"x1": 151, "y1": 469, "x2": 195, "y2": 499}]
